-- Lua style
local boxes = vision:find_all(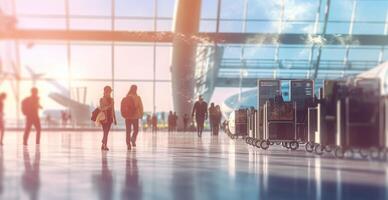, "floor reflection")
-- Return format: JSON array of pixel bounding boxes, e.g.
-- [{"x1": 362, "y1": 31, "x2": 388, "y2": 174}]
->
[
  {"x1": 22, "y1": 147, "x2": 40, "y2": 200},
  {"x1": 0, "y1": 148, "x2": 3, "y2": 196},
  {"x1": 0, "y1": 131, "x2": 385, "y2": 200},
  {"x1": 93, "y1": 152, "x2": 113, "y2": 200},
  {"x1": 122, "y1": 151, "x2": 142, "y2": 200},
  {"x1": 253, "y1": 152, "x2": 388, "y2": 200}
]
